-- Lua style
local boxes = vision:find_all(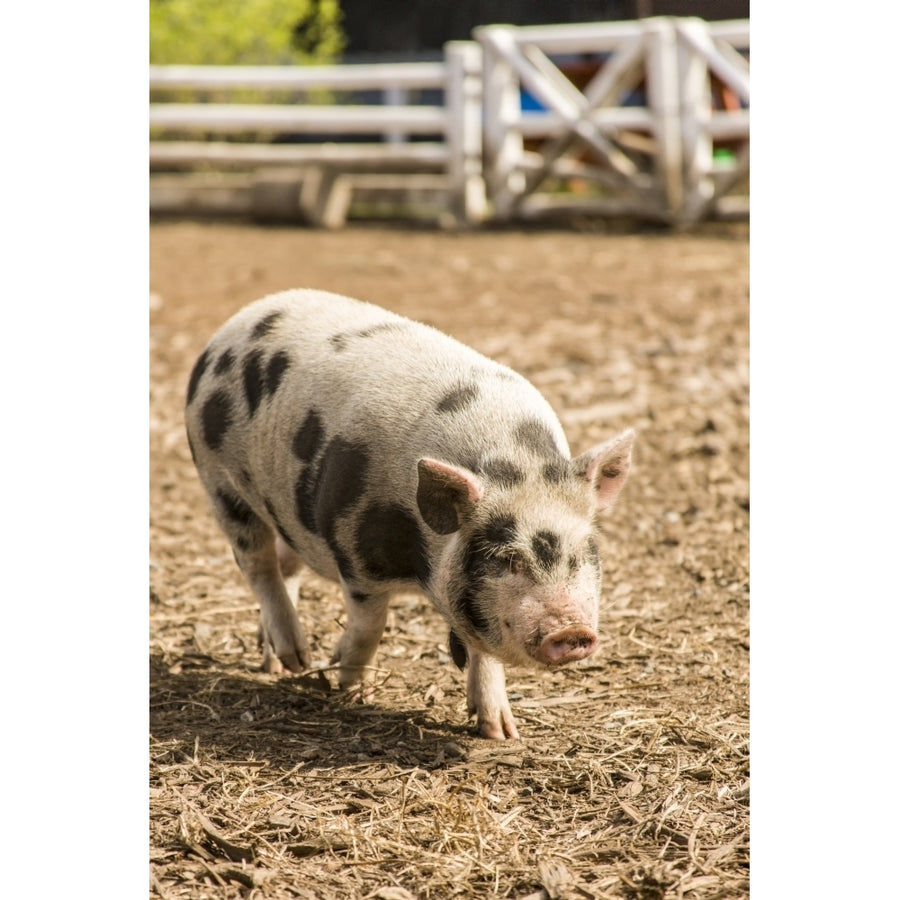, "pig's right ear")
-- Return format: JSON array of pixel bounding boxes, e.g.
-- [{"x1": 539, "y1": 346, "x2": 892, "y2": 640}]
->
[{"x1": 417, "y1": 458, "x2": 484, "y2": 534}]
